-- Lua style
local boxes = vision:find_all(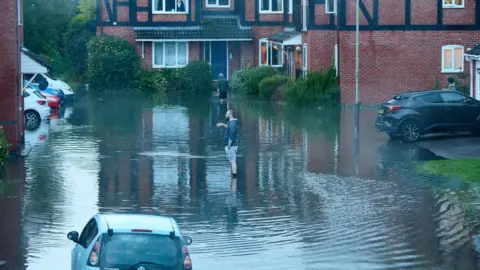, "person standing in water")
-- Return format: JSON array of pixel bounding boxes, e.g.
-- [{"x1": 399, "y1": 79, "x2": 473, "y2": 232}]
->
[
  {"x1": 216, "y1": 109, "x2": 238, "y2": 177},
  {"x1": 216, "y1": 73, "x2": 228, "y2": 103}
]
